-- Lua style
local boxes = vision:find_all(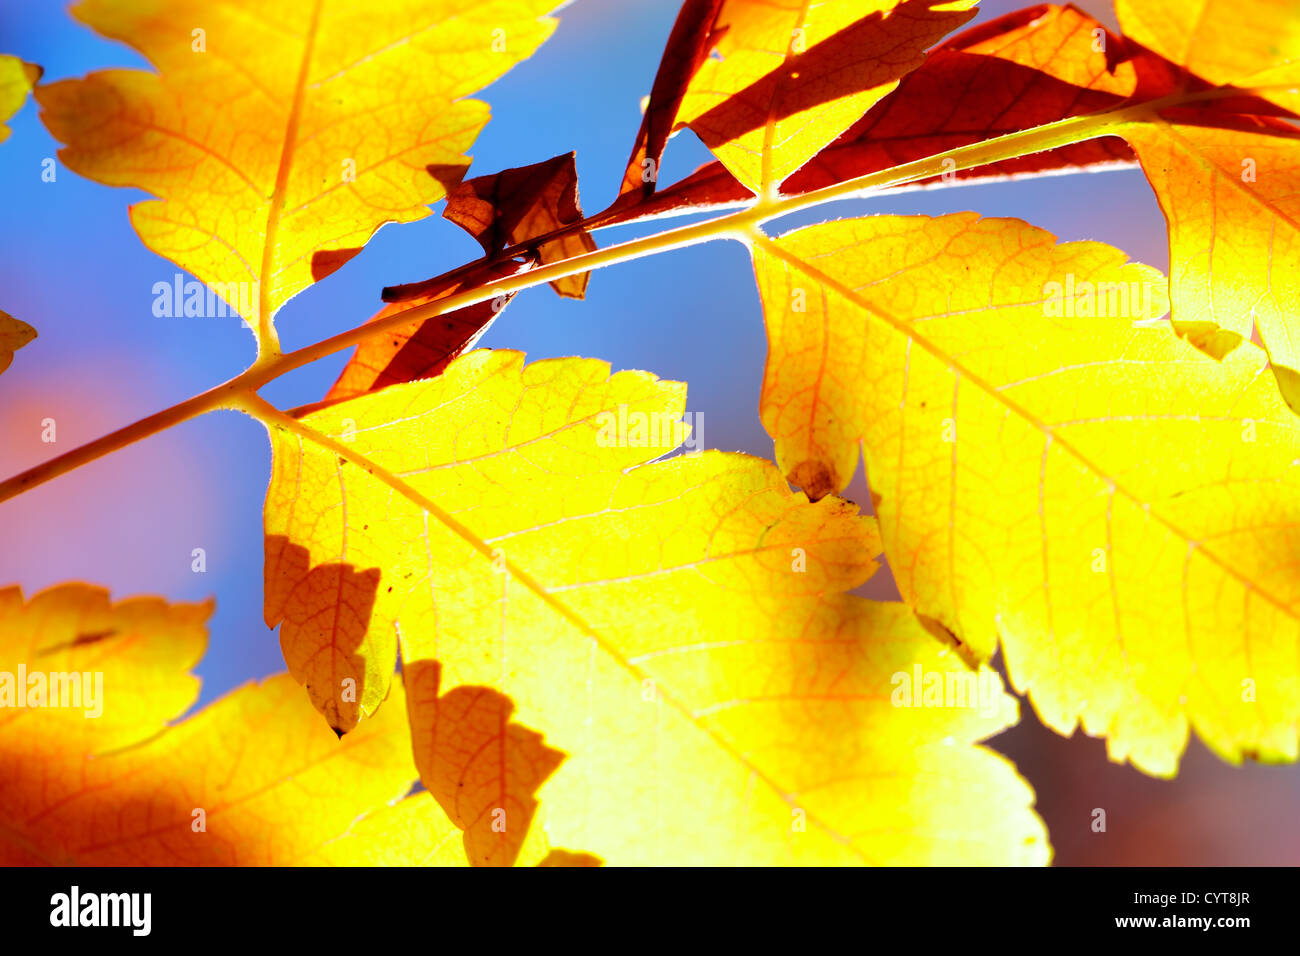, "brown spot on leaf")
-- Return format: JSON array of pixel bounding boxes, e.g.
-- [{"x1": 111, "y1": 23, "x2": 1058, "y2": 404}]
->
[{"x1": 788, "y1": 459, "x2": 837, "y2": 501}]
